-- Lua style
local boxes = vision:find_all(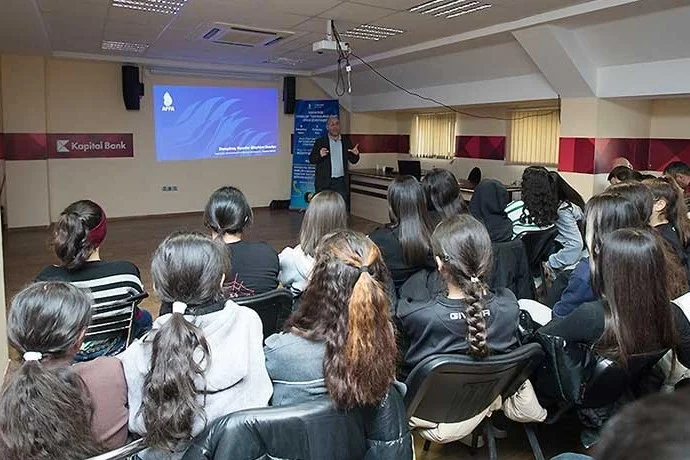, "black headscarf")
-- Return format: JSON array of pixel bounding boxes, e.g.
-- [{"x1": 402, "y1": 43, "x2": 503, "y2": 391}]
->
[{"x1": 469, "y1": 179, "x2": 513, "y2": 243}]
